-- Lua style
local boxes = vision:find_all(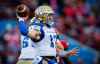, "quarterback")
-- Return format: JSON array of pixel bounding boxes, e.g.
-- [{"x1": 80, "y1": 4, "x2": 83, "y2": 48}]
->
[
  {"x1": 17, "y1": 5, "x2": 59, "y2": 64},
  {"x1": 16, "y1": 4, "x2": 41, "y2": 64},
  {"x1": 16, "y1": 4, "x2": 78, "y2": 64}
]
